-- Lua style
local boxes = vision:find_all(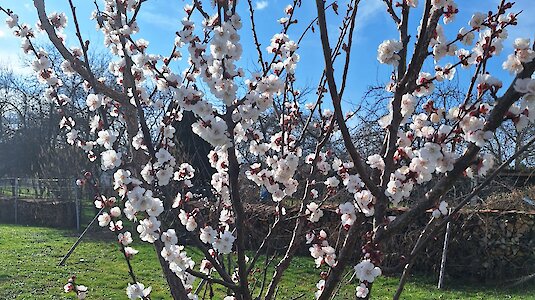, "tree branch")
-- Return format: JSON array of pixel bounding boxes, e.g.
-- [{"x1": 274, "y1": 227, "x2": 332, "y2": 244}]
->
[
  {"x1": 33, "y1": 0, "x2": 128, "y2": 104},
  {"x1": 375, "y1": 57, "x2": 535, "y2": 243},
  {"x1": 314, "y1": 0, "x2": 383, "y2": 201}
]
